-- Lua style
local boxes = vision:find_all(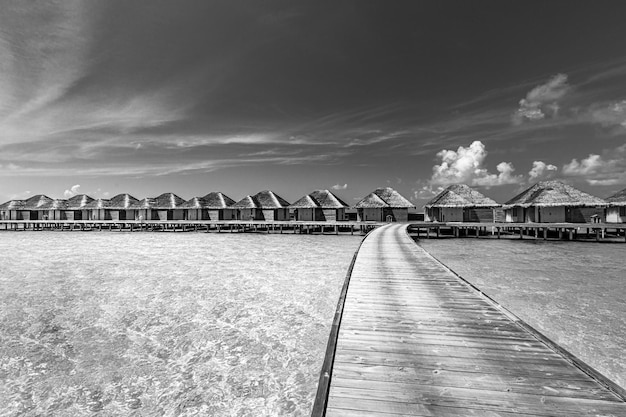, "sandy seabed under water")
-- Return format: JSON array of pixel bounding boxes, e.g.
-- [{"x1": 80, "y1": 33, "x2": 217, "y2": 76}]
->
[{"x1": 0, "y1": 232, "x2": 361, "y2": 417}]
